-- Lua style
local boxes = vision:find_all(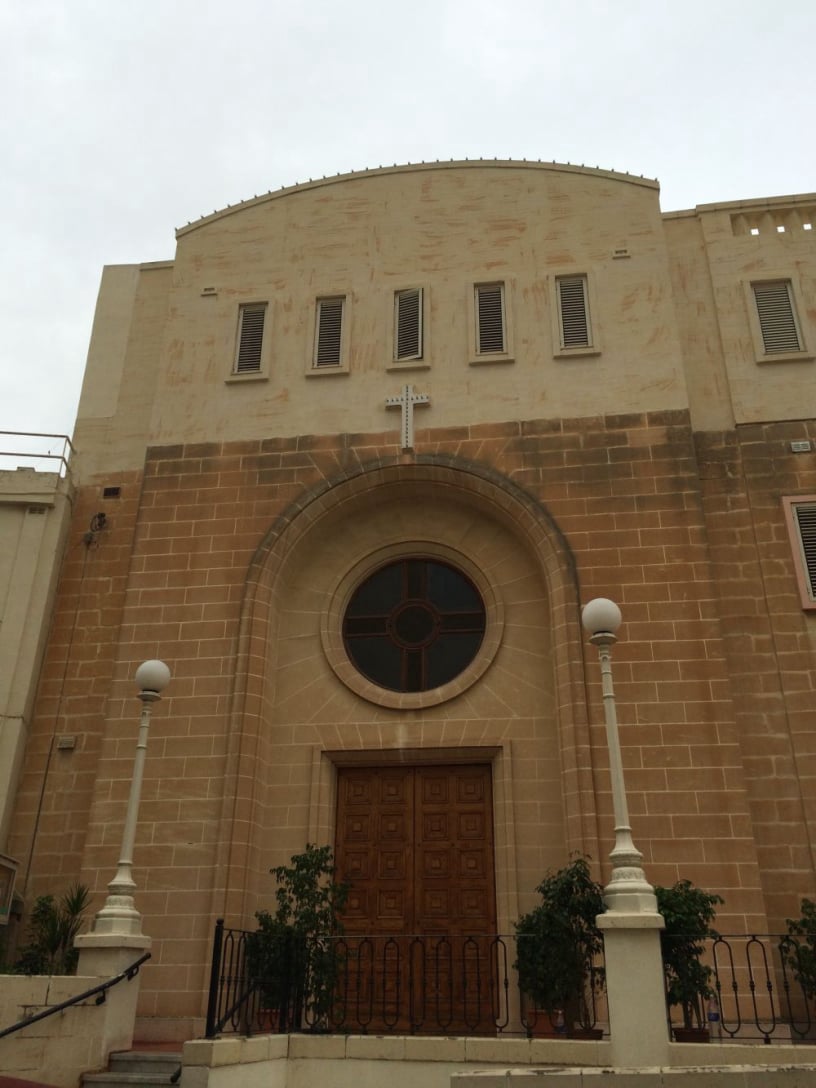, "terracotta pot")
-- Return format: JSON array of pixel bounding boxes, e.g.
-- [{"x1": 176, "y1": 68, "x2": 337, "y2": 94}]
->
[
  {"x1": 568, "y1": 1027, "x2": 604, "y2": 1040},
  {"x1": 528, "y1": 1009, "x2": 568, "y2": 1037},
  {"x1": 257, "y1": 1008, "x2": 282, "y2": 1032},
  {"x1": 673, "y1": 1026, "x2": 710, "y2": 1043}
]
